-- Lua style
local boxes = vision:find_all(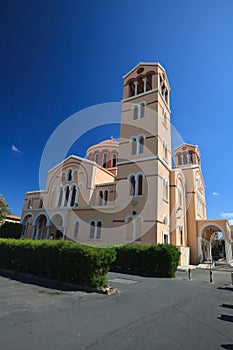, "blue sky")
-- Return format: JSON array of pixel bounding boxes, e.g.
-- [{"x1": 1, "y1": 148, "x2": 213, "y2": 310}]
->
[{"x1": 1, "y1": 0, "x2": 233, "y2": 222}]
